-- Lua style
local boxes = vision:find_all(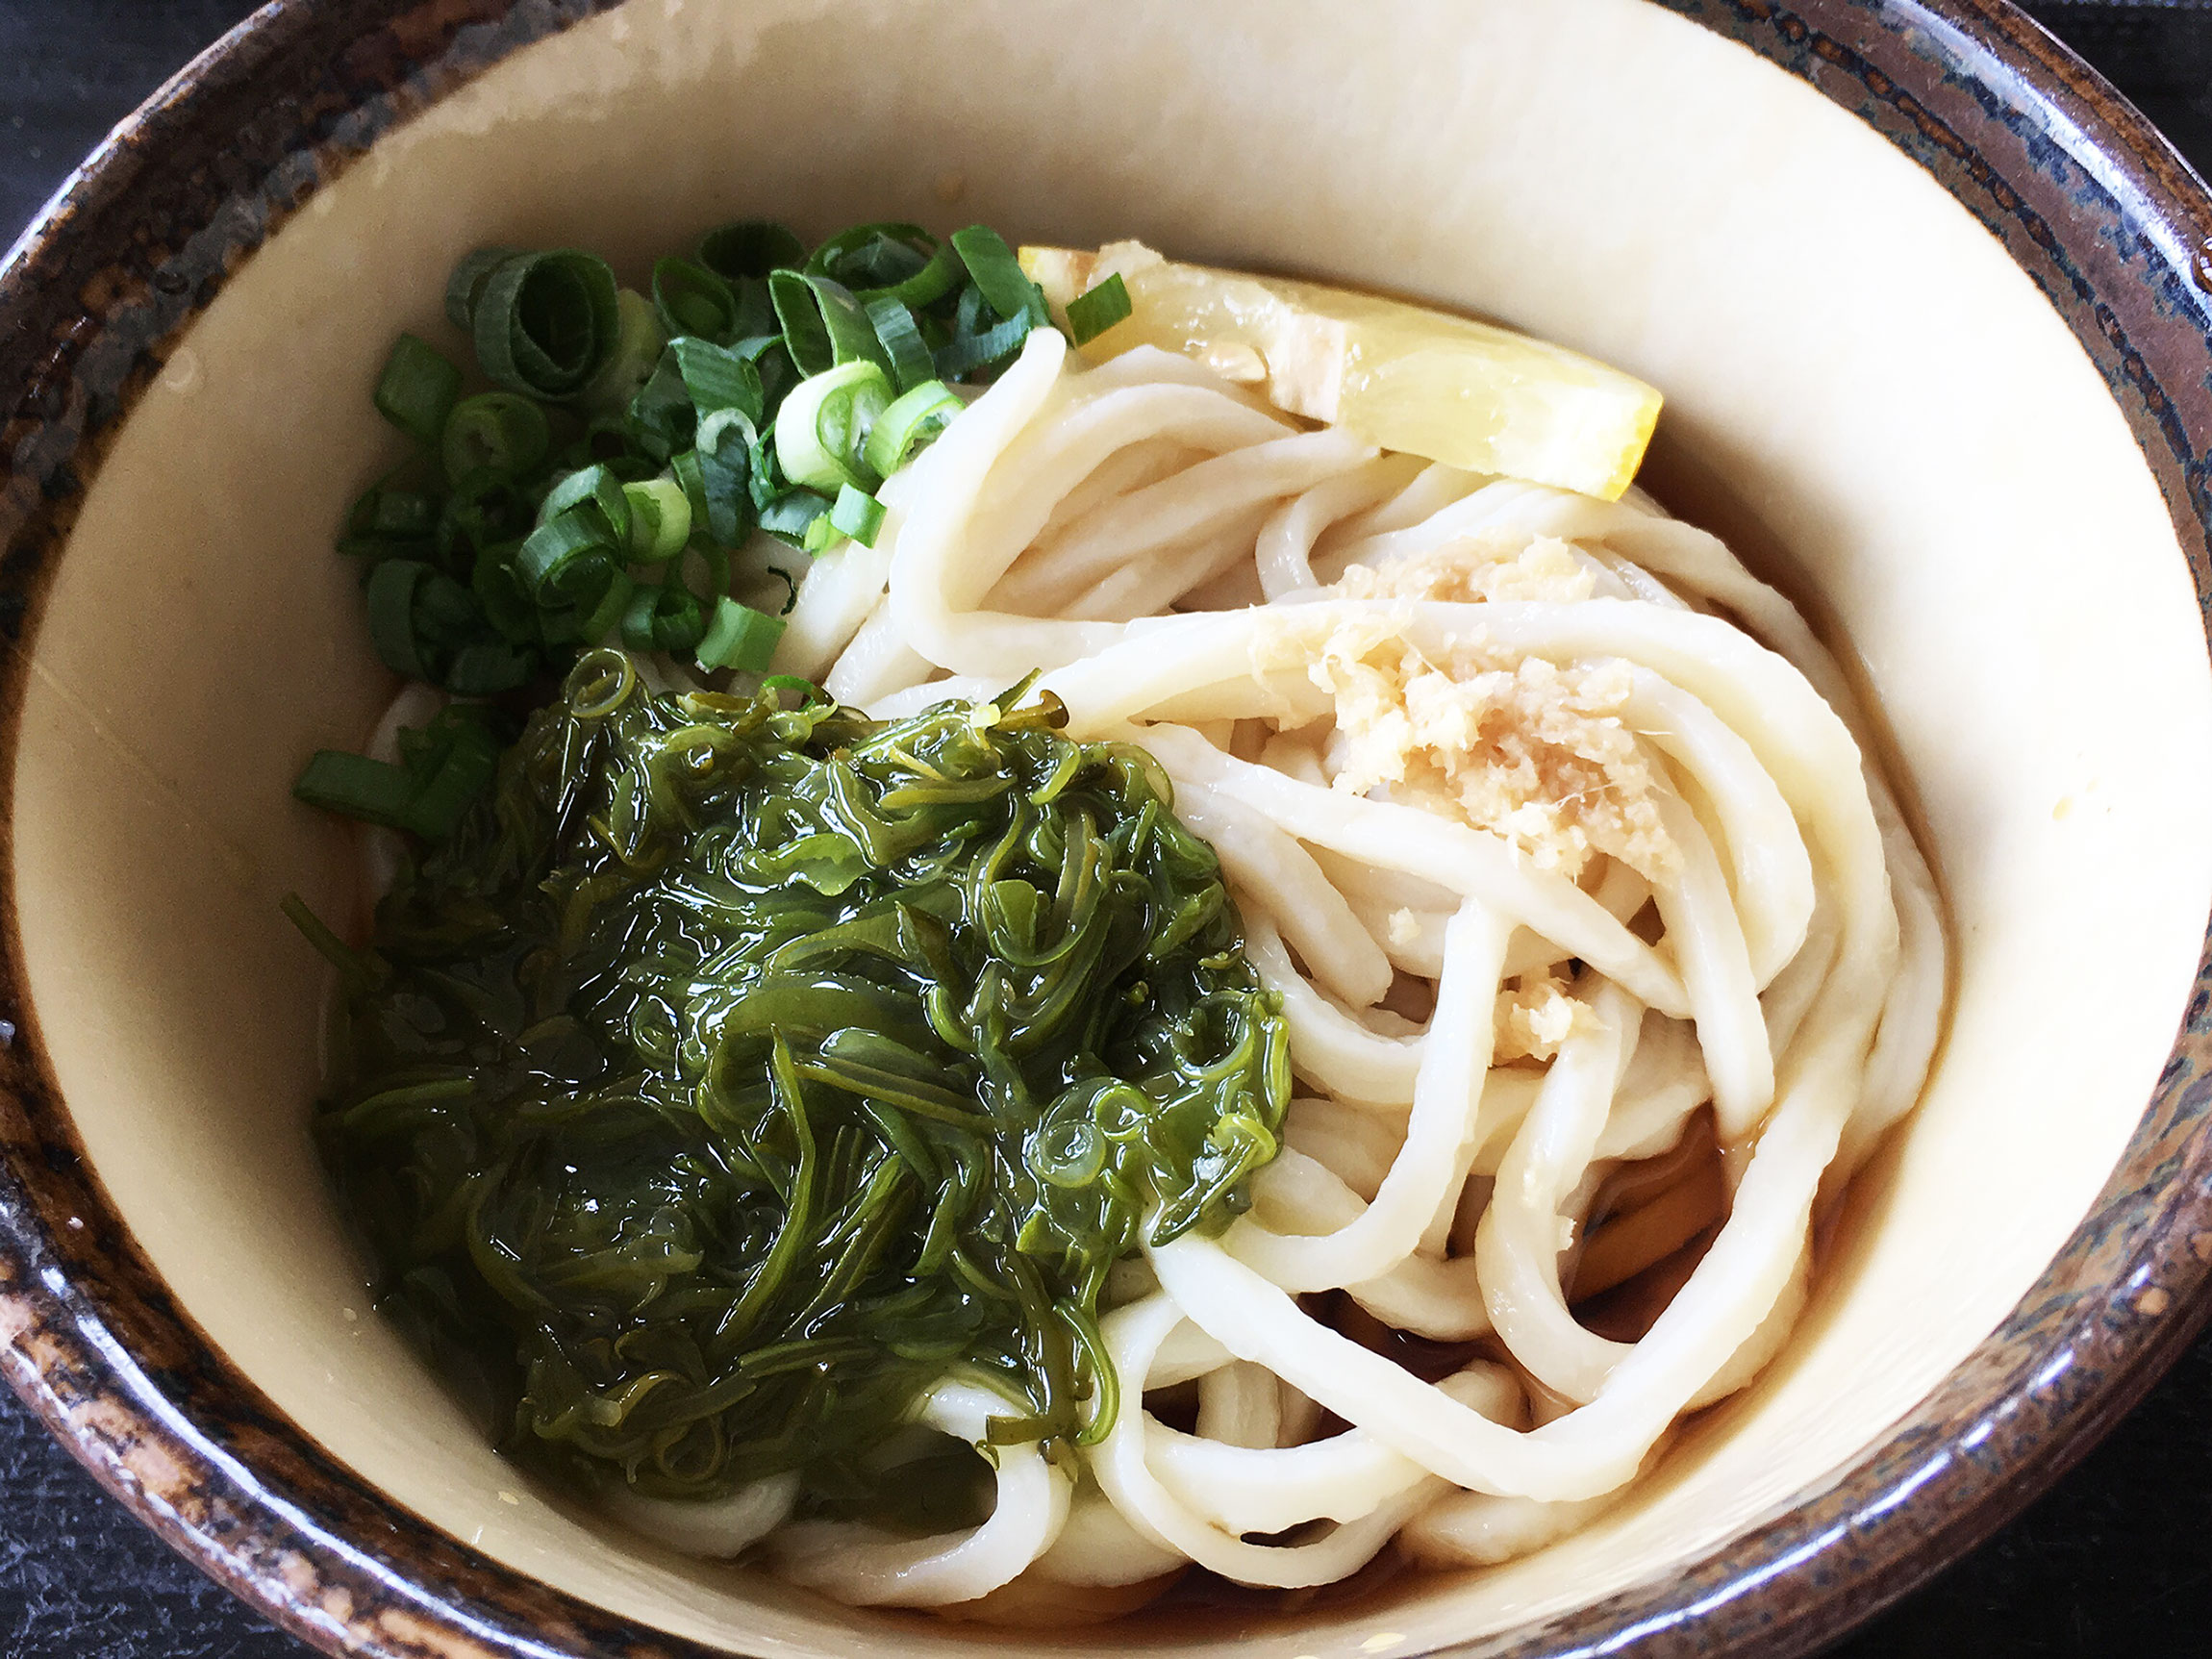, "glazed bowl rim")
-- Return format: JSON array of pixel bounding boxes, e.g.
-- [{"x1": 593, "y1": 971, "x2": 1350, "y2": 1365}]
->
[{"x1": 3, "y1": 3, "x2": 2212, "y2": 1656}]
